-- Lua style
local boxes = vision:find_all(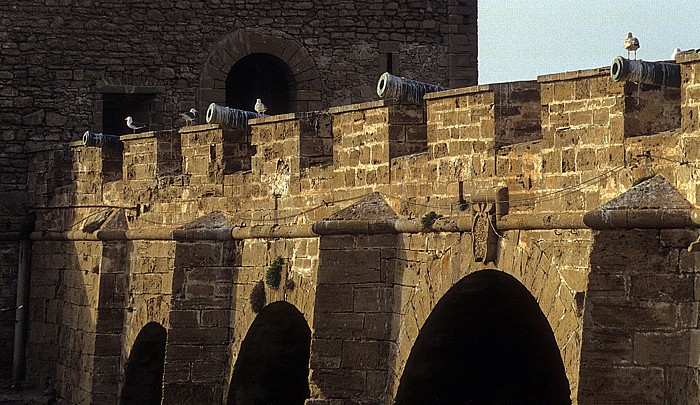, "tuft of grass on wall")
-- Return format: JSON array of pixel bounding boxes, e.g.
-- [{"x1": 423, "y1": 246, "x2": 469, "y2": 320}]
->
[
  {"x1": 250, "y1": 280, "x2": 266, "y2": 314},
  {"x1": 265, "y1": 256, "x2": 284, "y2": 289},
  {"x1": 421, "y1": 211, "x2": 443, "y2": 229}
]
